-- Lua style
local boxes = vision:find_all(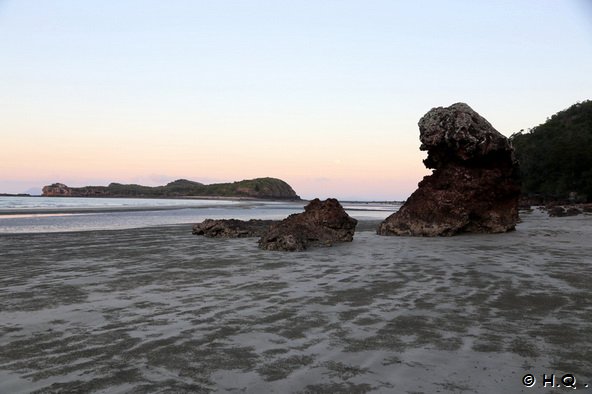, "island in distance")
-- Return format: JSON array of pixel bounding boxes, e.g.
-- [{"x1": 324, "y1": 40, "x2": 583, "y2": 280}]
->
[{"x1": 42, "y1": 177, "x2": 301, "y2": 200}]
